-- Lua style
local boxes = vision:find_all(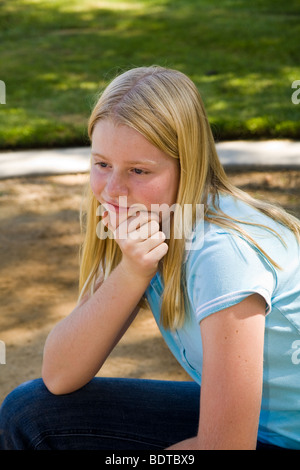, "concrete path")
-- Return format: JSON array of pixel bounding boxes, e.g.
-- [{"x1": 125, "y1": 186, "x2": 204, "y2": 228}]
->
[{"x1": 0, "y1": 140, "x2": 300, "y2": 179}]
